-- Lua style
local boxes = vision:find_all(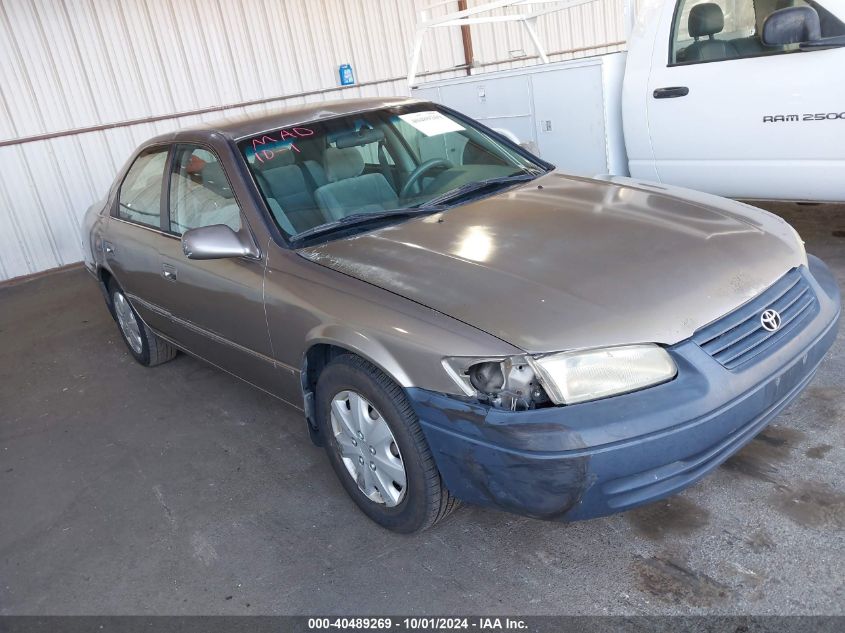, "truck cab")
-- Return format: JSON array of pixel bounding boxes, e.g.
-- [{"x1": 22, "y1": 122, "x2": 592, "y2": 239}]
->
[
  {"x1": 410, "y1": 0, "x2": 845, "y2": 202},
  {"x1": 625, "y1": 0, "x2": 845, "y2": 201}
]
